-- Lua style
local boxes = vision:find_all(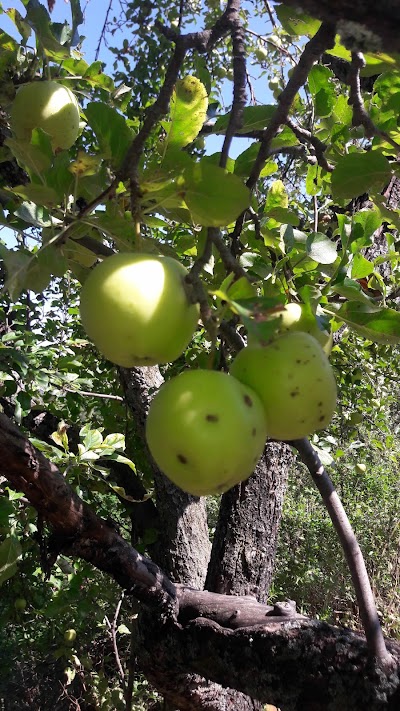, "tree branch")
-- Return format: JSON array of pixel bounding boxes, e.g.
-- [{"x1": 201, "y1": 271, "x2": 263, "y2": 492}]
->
[{"x1": 292, "y1": 437, "x2": 393, "y2": 667}]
